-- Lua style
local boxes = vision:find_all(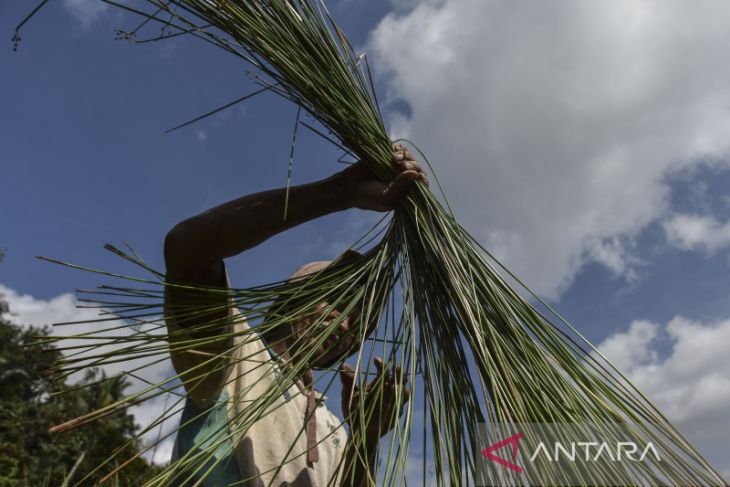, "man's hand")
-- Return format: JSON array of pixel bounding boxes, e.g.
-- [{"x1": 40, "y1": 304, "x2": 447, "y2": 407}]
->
[
  {"x1": 339, "y1": 357, "x2": 410, "y2": 442},
  {"x1": 339, "y1": 143, "x2": 429, "y2": 212}
]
